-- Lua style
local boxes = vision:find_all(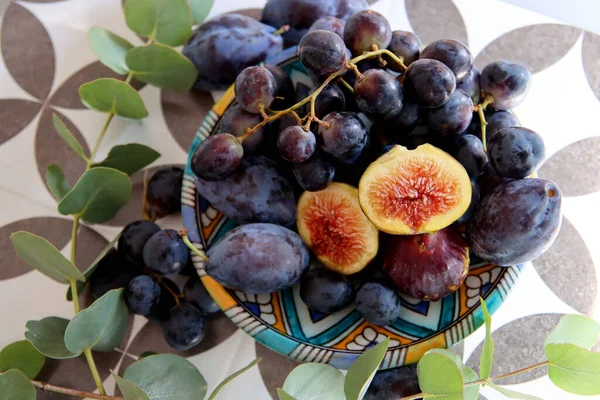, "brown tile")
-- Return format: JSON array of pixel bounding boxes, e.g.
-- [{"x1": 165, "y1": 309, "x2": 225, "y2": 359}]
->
[
  {"x1": 405, "y1": 0, "x2": 468, "y2": 46},
  {"x1": 255, "y1": 342, "x2": 301, "y2": 399},
  {"x1": 583, "y1": 32, "x2": 600, "y2": 102},
  {"x1": 0, "y1": 99, "x2": 41, "y2": 144}
]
